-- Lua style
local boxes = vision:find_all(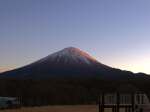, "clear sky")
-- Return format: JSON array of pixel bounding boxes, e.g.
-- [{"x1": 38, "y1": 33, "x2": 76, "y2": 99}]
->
[{"x1": 0, "y1": 0, "x2": 150, "y2": 74}]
